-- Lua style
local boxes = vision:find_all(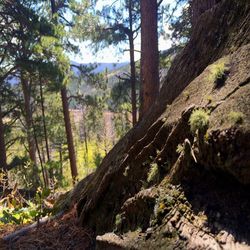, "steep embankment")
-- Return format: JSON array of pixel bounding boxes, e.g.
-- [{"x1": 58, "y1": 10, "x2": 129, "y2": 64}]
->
[
  {"x1": 74, "y1": 0, "x2": 250, "y2": 249},
  {"x1": 1, "y1": 0, "x2": 249, "y2": 249}
]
